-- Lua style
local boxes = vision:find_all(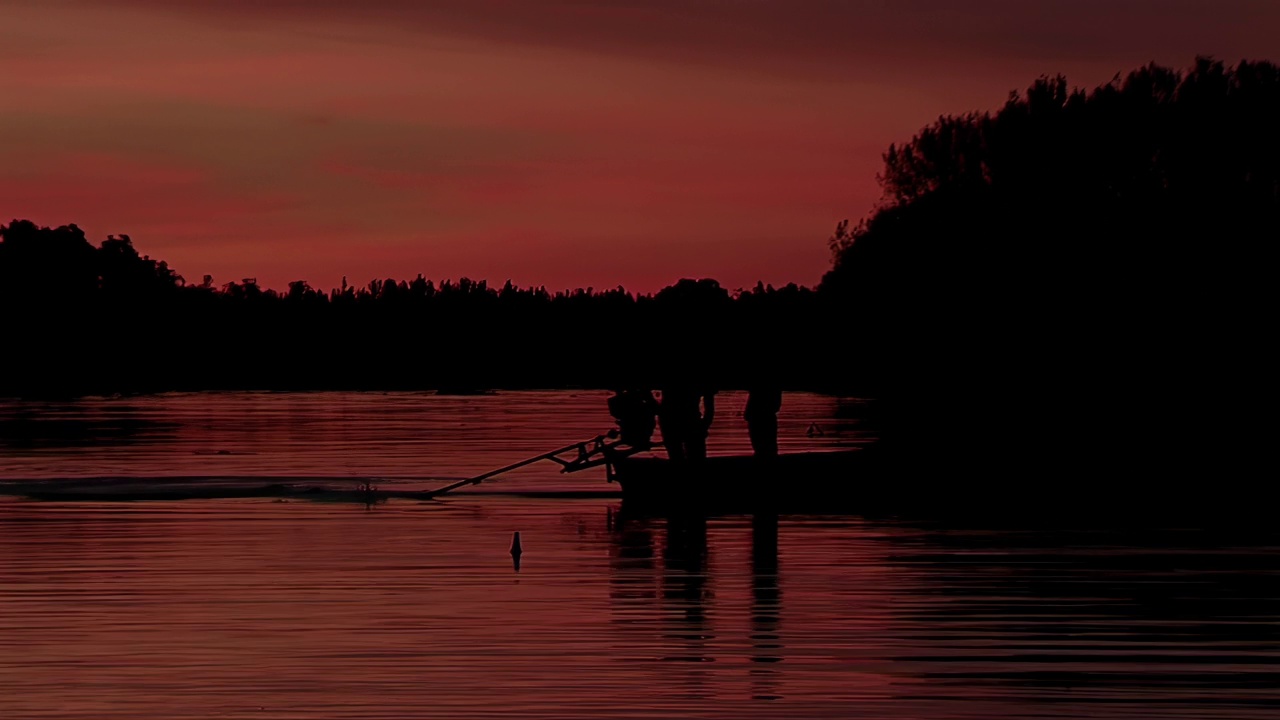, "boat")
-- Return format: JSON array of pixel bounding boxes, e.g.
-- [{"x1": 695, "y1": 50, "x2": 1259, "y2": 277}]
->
[
  {"x1": 421, "y1": 431, "x2": 887, "y2": 513},
  {"x1": 601, "y1": 445, "x2": 886, "y2": 512}
]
